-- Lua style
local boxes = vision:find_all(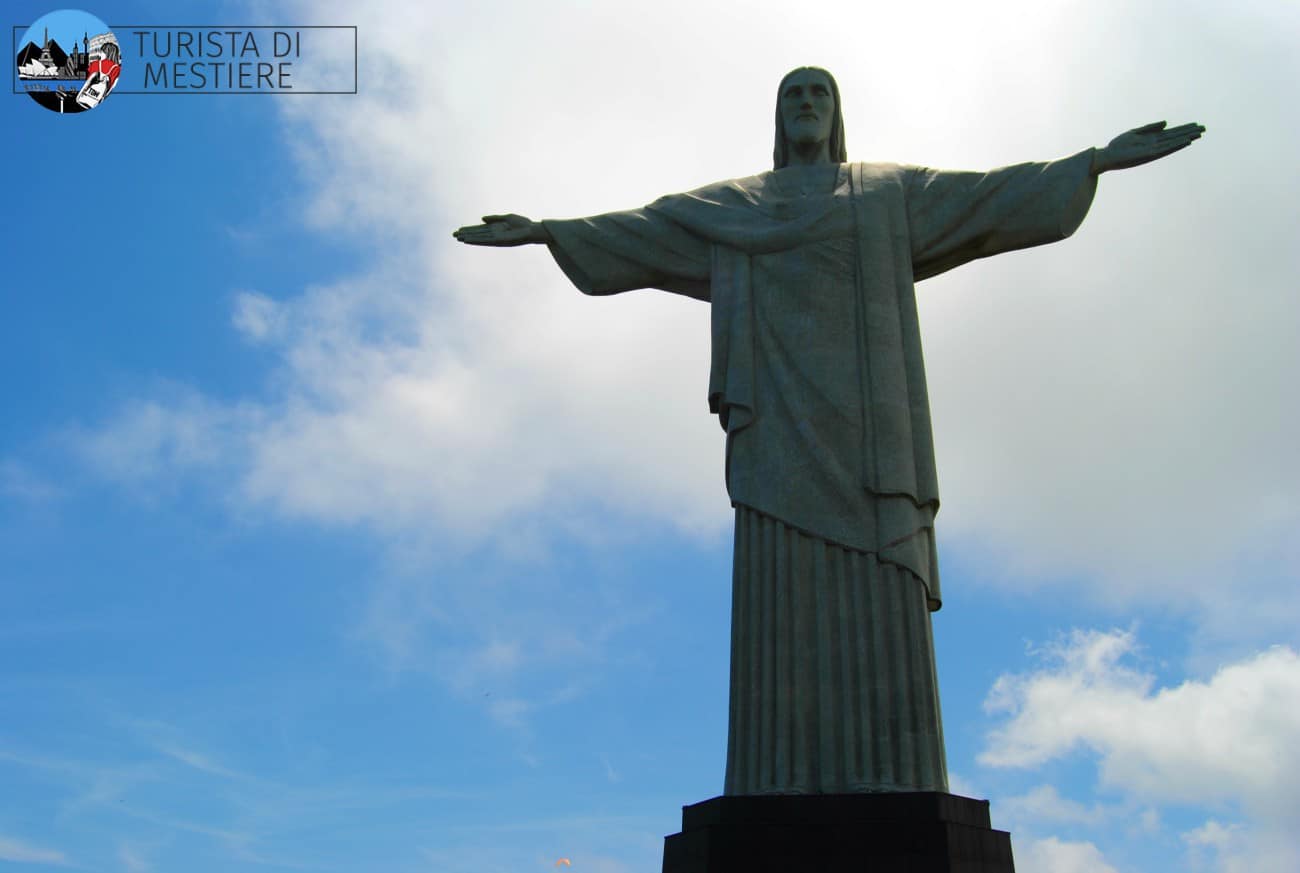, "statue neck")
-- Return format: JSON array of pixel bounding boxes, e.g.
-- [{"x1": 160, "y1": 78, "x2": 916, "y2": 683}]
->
[{"x1": 784, "y1": 139, "x2": 833, "y2": 167}]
